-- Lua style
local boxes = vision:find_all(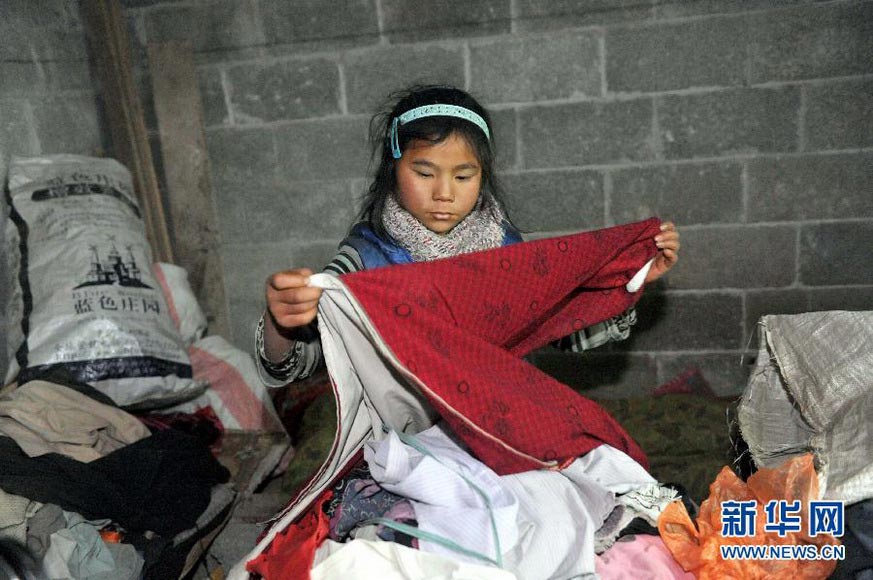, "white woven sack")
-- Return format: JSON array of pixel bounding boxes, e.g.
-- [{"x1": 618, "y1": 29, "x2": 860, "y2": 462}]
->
[
  {"x1": 739, "y1": 310, "x2": 873, "y2": 504},
  {"x1": 4, "y1": 155, "x2": 203, "y2": 409}
]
